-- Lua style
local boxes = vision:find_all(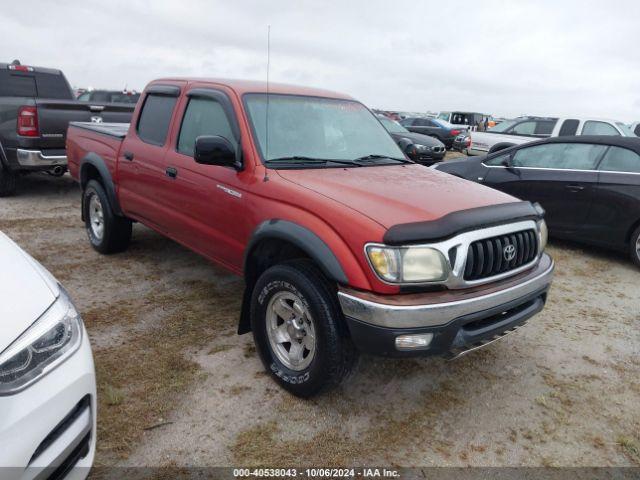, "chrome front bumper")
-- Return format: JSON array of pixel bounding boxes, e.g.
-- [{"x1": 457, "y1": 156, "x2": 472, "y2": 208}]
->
[
  {"x1": 338, "y1": 254, "x2": 554, "y2": 329},
  {"x1": 16, "y1": 149, "x2": 67, "y2": 168}
]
